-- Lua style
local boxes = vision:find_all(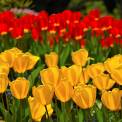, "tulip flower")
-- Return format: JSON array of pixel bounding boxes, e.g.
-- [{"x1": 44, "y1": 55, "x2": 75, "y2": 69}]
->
[
  {"x1": 55, "y1": 81, "x2": 73, "y2": 102},
  {"x1": 13, "y1": 53, "x2": 39, "y2": 73},
  {"x1": 72, "y1": 85, "x2": 96, "y2": 109},
  {"x1": 40, "y1": 67, "x2": 59, "y2": 87},
  {"x1": 101, "y1": 89, "x2": 121, "y2": 111},
  {"x1": 0, "y1": 48, "x2": 23, "y2": 68},
  {"x1": 86, "y1": 63, "x2": 105, "y2": 79},
  {"x1": 93, "y1": 74, "x2": 115, "y2": 91},
  {"x1": 28, "y1": 96, "x2": 53, "y2": 121},
  {"x1": 32, "y1": 85, "x2": 54, "y2": 105},
  {"x1": 59, "y1": 66, "x2": 68, "y2": 81},
  {"x1": 45, "y1": 52, "x2": 58, "y2": 67},
  {"x1": 66, "y1": 65, "x2": 86, "y2": 86},
  {"x1": 0, "y1": 73, "x2": 9, "y2": 94},
  {"x1": 0, "y1": 61, "x2": 9, "y2": 75},
  {"x1": 110, "y1": 69, "x2": 122, "y2": 85},
  {"x1": 28, "y1": 96, "x2": 46, "y2": 121},
  {"x1": 104, "y1": 54, "x2": 122, "y2": 73},
  {"x1": 71, "y1": 49, "x2": 88, "y2": 66},
  {"x1": 10, "y1": 77, "x2": 30, "y2": 99}
]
